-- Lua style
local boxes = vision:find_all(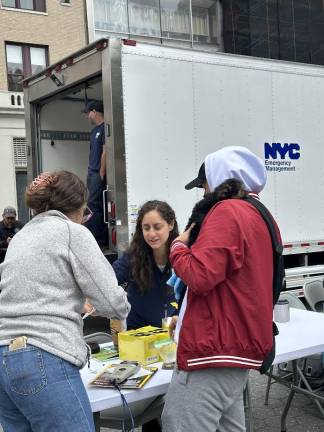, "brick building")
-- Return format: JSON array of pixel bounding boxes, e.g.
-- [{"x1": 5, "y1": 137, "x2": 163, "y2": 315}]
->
[{"x1": 0, "y1": 0, "x2": 88, "y2": 221}]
